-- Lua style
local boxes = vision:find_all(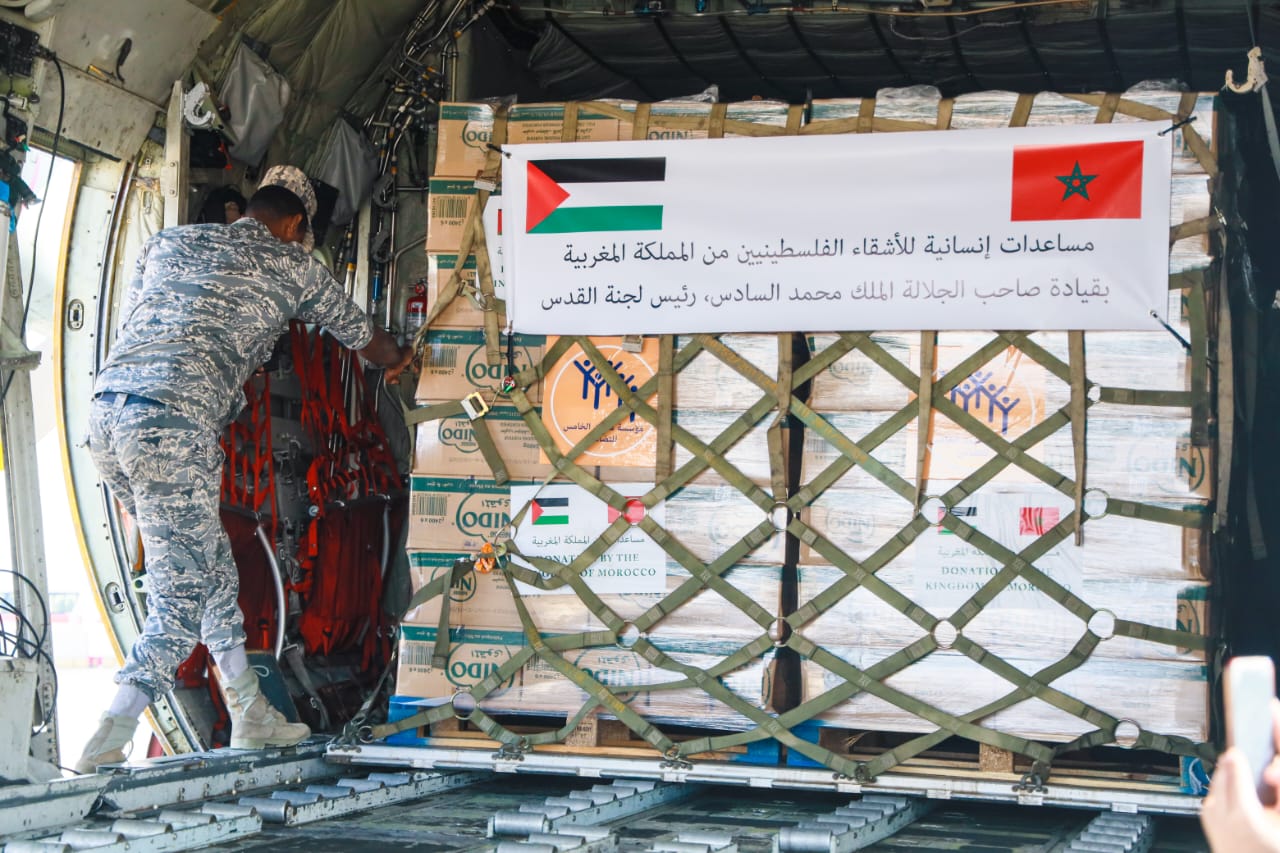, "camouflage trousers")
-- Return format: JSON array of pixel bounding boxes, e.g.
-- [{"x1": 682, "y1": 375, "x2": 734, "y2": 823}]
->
[{"x1": 88, "y1": 392, "x2": 246, "y2": 698}]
